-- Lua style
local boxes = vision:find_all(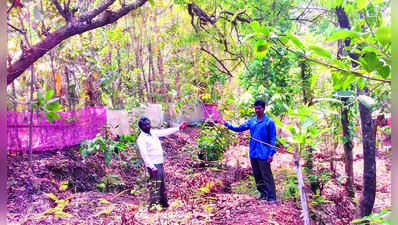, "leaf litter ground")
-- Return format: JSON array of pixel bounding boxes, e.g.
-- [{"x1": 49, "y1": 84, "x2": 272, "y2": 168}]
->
[{"x1": 7, "y1": 127, "x2": 391, "y2": 224}]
